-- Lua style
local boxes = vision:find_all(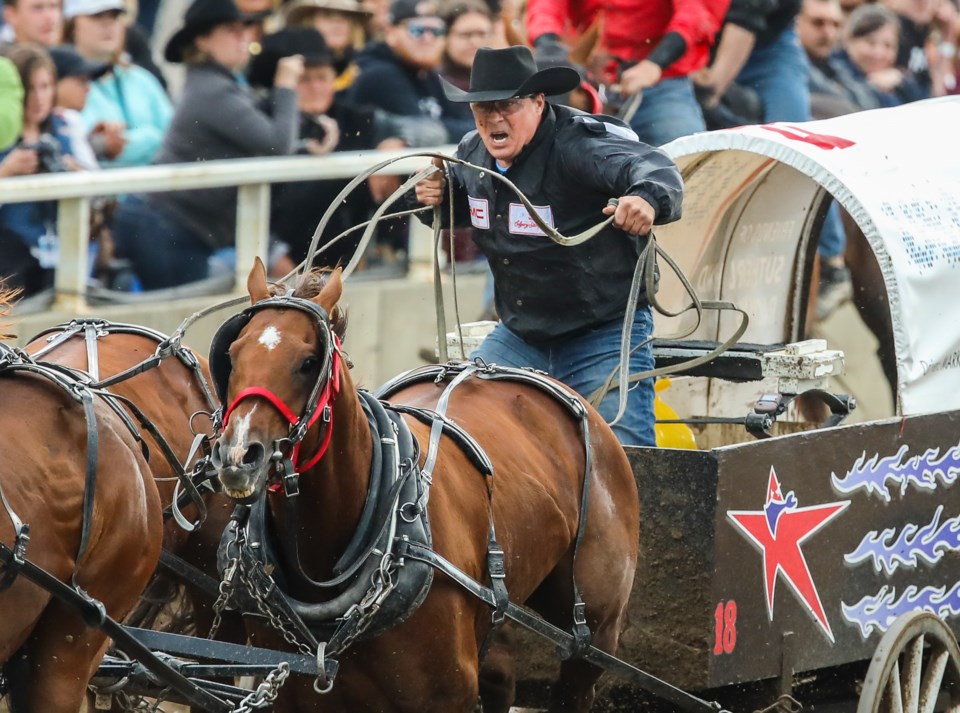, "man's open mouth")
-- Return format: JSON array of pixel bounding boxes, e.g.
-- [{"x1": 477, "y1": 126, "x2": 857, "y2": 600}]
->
[{"x1": 491, "y1": 132, "x2": 509, "y2": 145}]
